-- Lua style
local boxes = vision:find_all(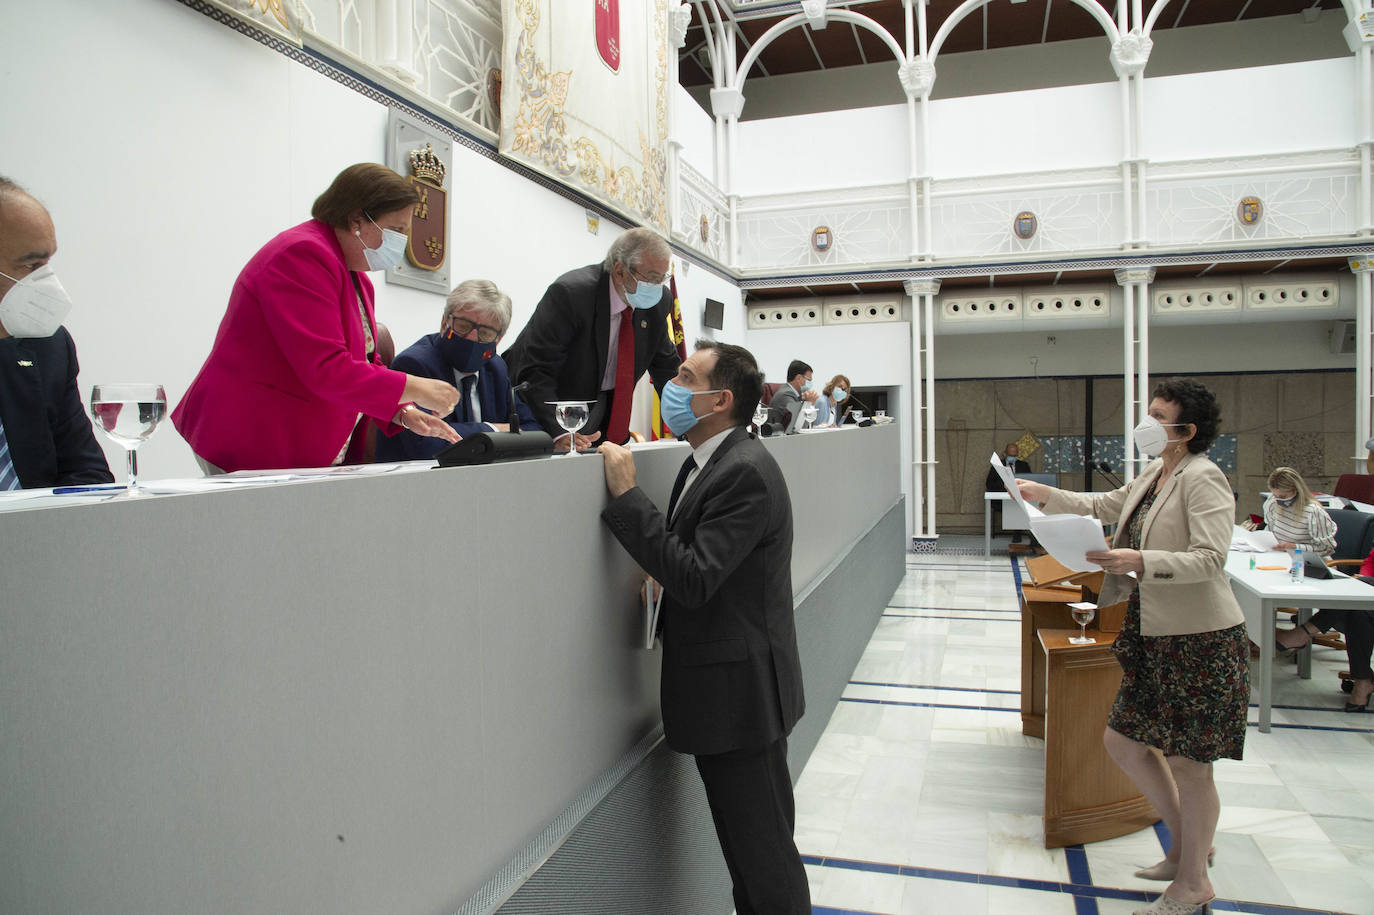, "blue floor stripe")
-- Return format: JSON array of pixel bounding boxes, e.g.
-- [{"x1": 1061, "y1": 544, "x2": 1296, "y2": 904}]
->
[
  {"x1": 1246, "y1": 720, "x2": 1374, "y2": 734},
  {"x1": 880, "y1": 613, "x2": 1020, "y2": 622},
  {"x1": 800, "y1": 853, "x2": 1355, "y2": 914},
  {"x1": 886, "y1": 604, "x2": 1022, "y2": 613},
  {"x1": 1063, "y1": 846, "x2": 1099, "y2": 915},
  {"x1": 839, "y1": 696, "x2": 1018, "y2": 713},
  {"x1": 849, "y1": 679, "x2": 1021, "y2": 695}
]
